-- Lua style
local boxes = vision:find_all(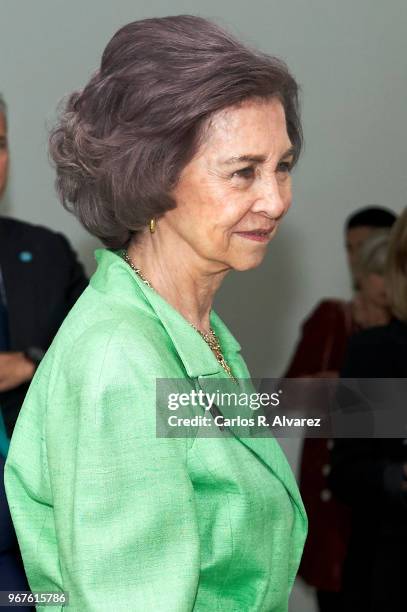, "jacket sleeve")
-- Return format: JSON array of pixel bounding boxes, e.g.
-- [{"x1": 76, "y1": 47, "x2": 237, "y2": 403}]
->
[{"x1": 5, "y1": 322, "x2": 200, "y2": 612}]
